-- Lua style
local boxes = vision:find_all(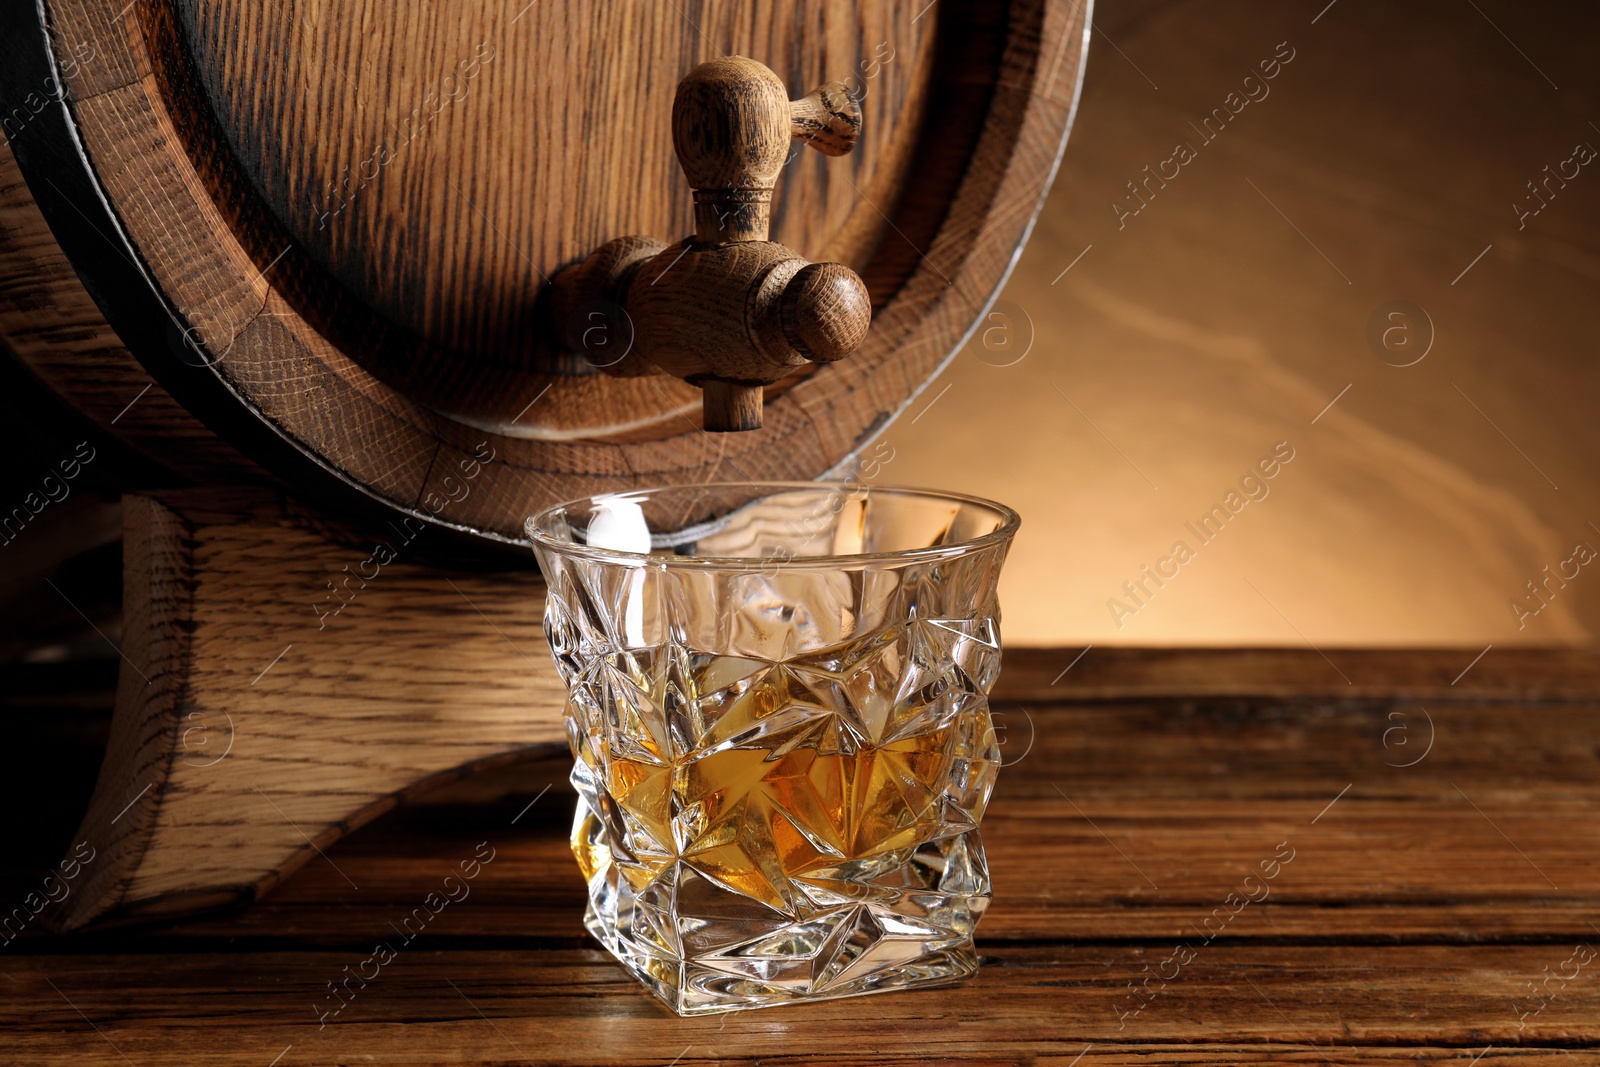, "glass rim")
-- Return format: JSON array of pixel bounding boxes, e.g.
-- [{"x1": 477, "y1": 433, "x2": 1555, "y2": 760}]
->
[{"x1": 524, "y1": 480, "x2": 1021, "y2": 570}]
